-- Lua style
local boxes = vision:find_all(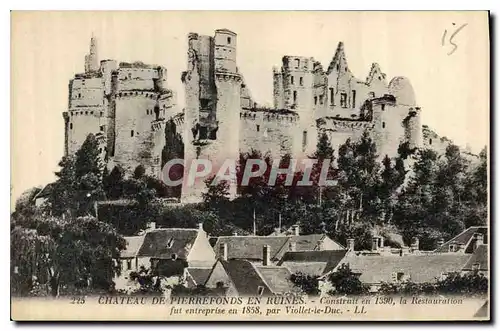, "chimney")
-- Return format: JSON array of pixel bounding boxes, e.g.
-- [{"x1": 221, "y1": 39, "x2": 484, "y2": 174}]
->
[
  {"x1": 474, "y1": 233, "x2": 484, "y2": 251},
  {"x1": 371, "y1": 237, "x2": 379, "y2": 252},
  {"x1": 437, "y1": 238, "x2": 445, "y2": 247},
  {"x1": 411, "y1": 237, "x2": 420, "y2": 252},
  {"x1": 263, "y1": 245, "x2": 271, "y2": 266},
  {"x1": 219, "y1": 243, "x2": 228, "y2": 261},
  {"x1": 379, "y1": 237, "x2": 384, "y2": 249},
  {"x1": 233, "y1": 232, "x2": 238, "y2": 237},
  {"x1": 347, "y1": 238, "x2": 355, "y2": 251},
  {"x1": 293, "y1": 225, "x2": 300, "y2": 236},
  {"x1": 198, "y1": 223, "x2": 203, "y2": 231}
]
